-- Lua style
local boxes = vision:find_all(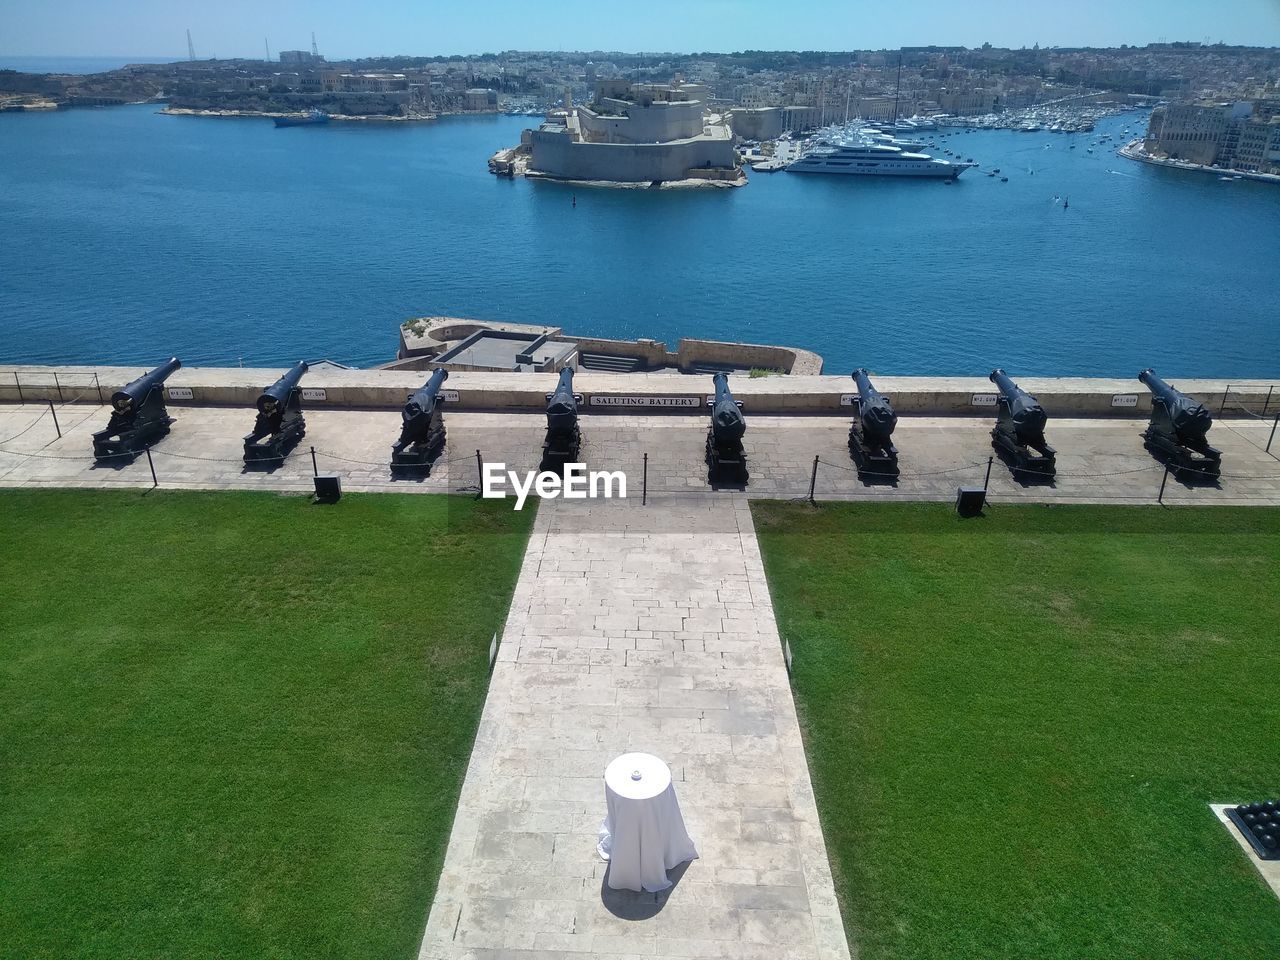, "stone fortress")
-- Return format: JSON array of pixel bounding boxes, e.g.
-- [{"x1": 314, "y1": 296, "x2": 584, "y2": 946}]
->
[{"x1": 492, "y1": 80, "x2": 744, "y2": 186}]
